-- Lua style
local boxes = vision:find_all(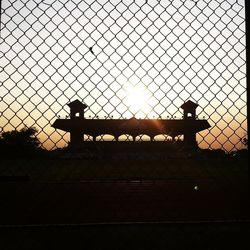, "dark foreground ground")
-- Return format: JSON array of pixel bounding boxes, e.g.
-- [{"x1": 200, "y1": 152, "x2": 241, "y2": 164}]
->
[
  {"x1": 1, "y1": 179, "x2": 249, "y2": 249},
  {"x1": 0, "y1": 154, "x2": 248, "y2": 249},
  {"x1": 1, "y1": 180, "x2": 249, "y2": 225},
  {"x1": 1, "y1": 222, "x2": 249, "y2": 250},
  {"x1": 0, "y1": 156, "x2": 248, "y2": 181}
]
